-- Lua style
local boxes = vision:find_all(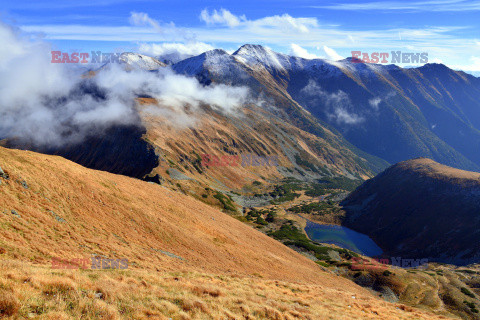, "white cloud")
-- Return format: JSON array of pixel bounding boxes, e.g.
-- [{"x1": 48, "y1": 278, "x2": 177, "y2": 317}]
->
[
  {"x1": 368, "y1": 92, "x2": 396, "y2": 111},
  {"x1": 19, "y1": 11, "x2": 480, "y2": 69},
  {"x1": 128, "y1": 12, "x2": 213, "y2": 64},
  {"x1": 431, "y1": 58, "x2": 444, "y2": 63},
  {"x1": 200, "y1": 8, "x2": 244, "y2": 27},
  {"x1": 252, "y1": 14, "x2": 317, "y2": 33},
  {"x1": 301, "y1": 80, "x2": 364, "y2": 125},
  {"x1": 0, "y1": 22, "x2": 251, "y2": 147},
  {"x1": 138, "y1": 42, "x2": 214, "y2": 63},
  {"x1": 128, "y1": 12, "x2": 197, "y2": 42},
  {"x1": 452, "y1": 56, "x2": 480, "y2": 72},
  {"x1": 129, "y1": 11, "x2": 162, "y2": 33},
  {"x1": 333, "y1": 107, "x2": 365, "y2": 125},
  {"x1": 132, "y1": 68, "x2": 250, "y2": 112},
  {"x1": 313, "y1": 0, "x2": 480, "y2": 12},
  {"x1": 289, "y1": 44, "x2": 320, "y2": 59},
  {"x1": 323, "y1": 46, "x2": 344, "y2": 61},
  {"x1": 471, "y1": 56, "x2": 480, "y2": 68},
  {"x1": 368, "y1": 97, "x2": 382, "y2": 111},
  {"x1": 200, "y1": 9, "x2": 317, "y2": 34},
  {"x1": 0, "y1": 24, "x2": 137, "y2": 147}
]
